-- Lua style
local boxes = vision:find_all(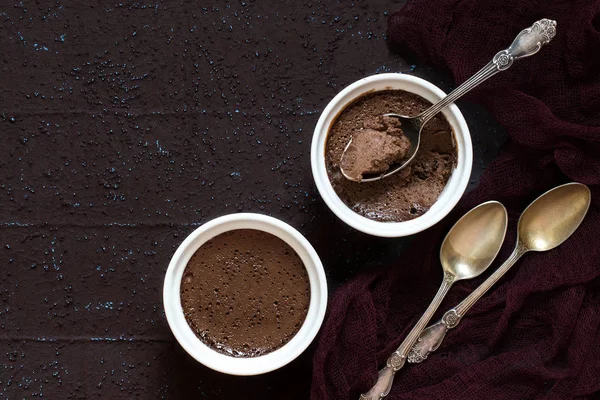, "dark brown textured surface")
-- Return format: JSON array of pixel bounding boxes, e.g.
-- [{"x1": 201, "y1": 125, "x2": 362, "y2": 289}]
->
[
  {"x1": 181, "y1": 229, "x2": 309, "y2": 357},
  {"x1": 326, "y1": 90, "x2": 456, "y2": 221},
  {"x1": 0, "y1": 0, "x2": 505, "y2": 398}
]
